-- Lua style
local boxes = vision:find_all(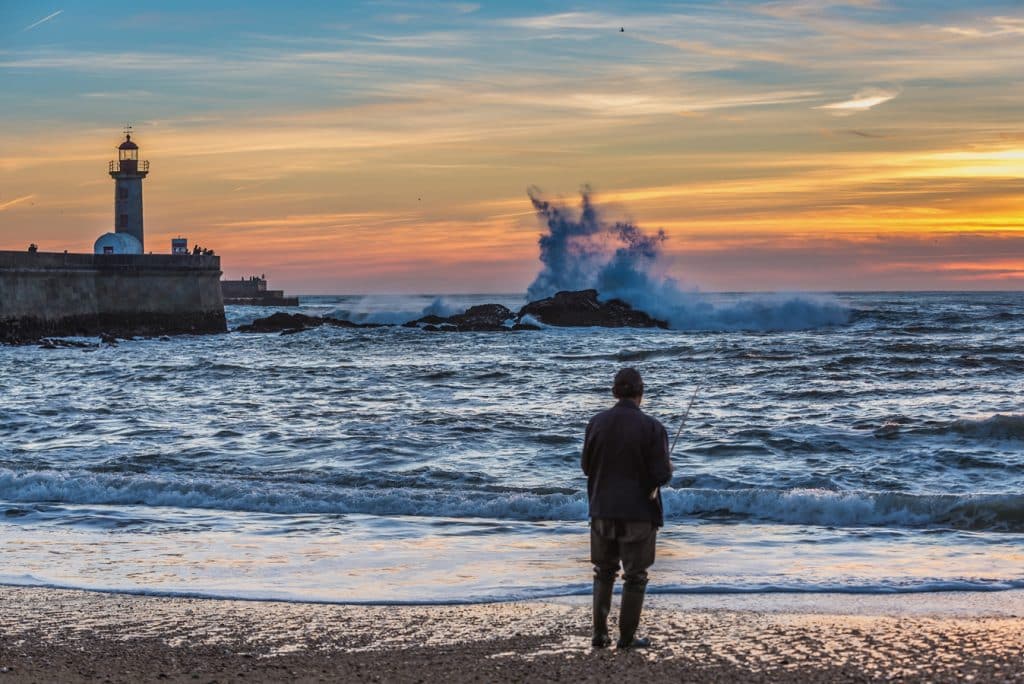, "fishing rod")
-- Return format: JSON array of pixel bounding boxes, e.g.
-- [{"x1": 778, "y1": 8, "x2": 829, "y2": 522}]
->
[
  {"x1": 670, "y1": 385, "x2": 701, "y2": 457},
  {"x1": 651, "y1": 385, "x2": 701, "y2": 501}
]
